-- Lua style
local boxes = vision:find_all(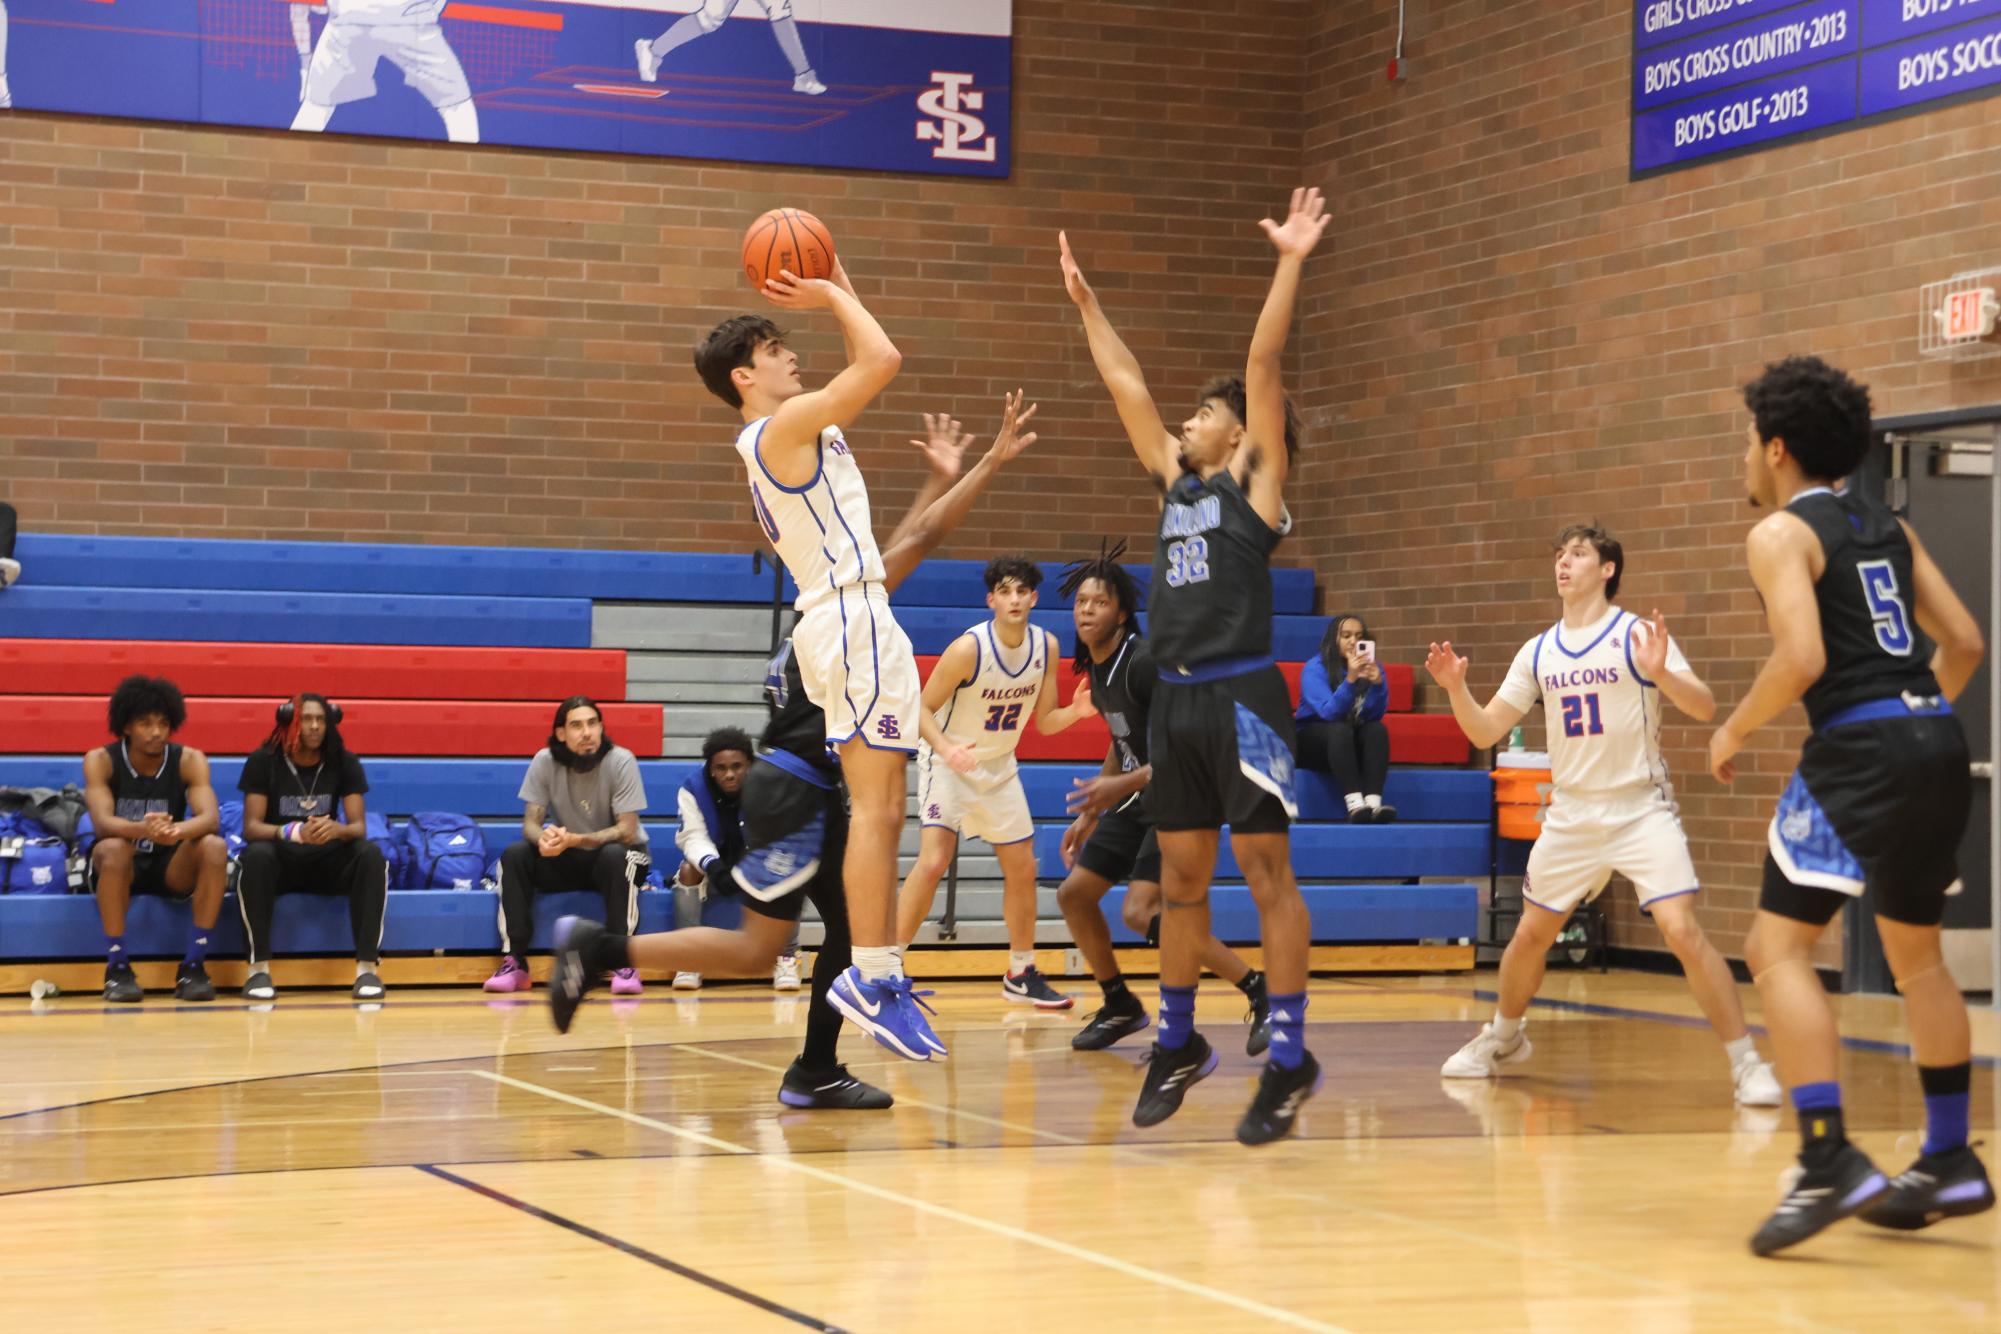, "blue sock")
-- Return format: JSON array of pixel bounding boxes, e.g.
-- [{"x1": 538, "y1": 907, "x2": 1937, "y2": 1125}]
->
[
  {"x1": 1919, "y1": 1063, "x2": 1972, "y2": 1155},
  {"x1": 1791, "y1": 1080, "x2": 1842, "y2": 1113},
  {"x1": 1267, "y1": 991, "x2": 1307, "y2": 1070},
  {"x1": 1791, "y1": 1080, "x2": 1846, "y2": 1163},
  {"x1": 106, "y1": 935, "x2": 126, "y2": 967},
  {"x1": 1157, "y1": 984, "x2": 1196, "y2": 1050},
  {"x1": 184, "y1": 927, "x2": 210, "y2": 968}
]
